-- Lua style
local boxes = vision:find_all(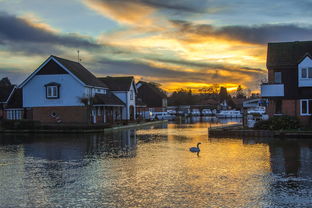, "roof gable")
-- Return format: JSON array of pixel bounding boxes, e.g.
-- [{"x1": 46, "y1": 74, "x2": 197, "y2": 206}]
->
[
  {"x1": 20, "y1": 55, "x2": 107, "y2": 88},
  {"x1": 37, "y1": 59, "x2": 68, "y2": 75}
]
